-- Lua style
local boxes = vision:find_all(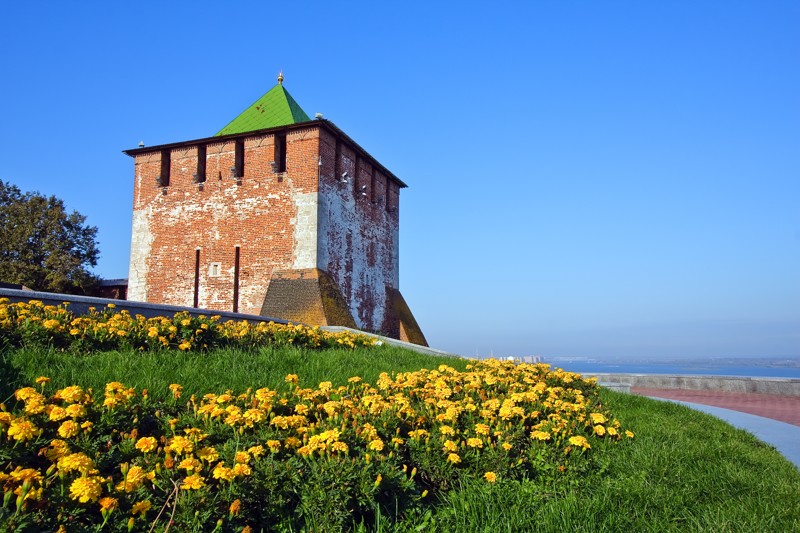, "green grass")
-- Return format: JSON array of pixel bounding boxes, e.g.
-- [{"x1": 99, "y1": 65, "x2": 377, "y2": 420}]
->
[
  {"x1": 2, "y1": 344, "x2": 799, "y2": 531},
  {"x1": 0, "y1": 344, "x2": 469, "y2": 402}
]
